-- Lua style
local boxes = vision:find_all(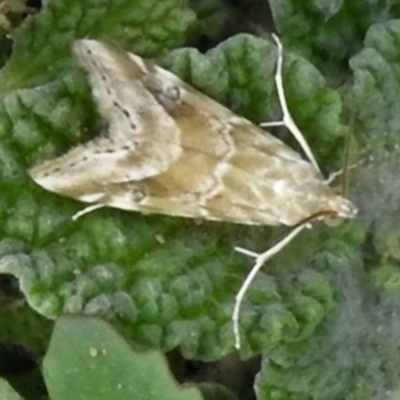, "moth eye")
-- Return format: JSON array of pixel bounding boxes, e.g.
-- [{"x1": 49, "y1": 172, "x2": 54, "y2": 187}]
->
[
  {"x1": 164, "y1": 85, "x2": 181, "y2": 101},
  {"x1": 155, "y1": 85, "x2": 181, "y2": 109},
  {"x1": 165, "y1": 85, "x2": 180, "y2": 100}
]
